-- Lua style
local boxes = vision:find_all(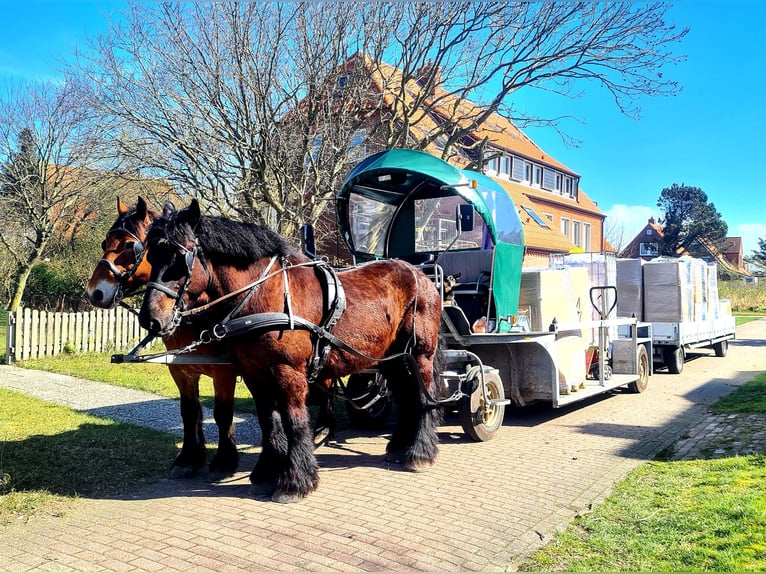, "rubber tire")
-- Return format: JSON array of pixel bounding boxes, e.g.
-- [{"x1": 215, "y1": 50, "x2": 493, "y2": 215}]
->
[
  {"x1": 459, "y1": 370, "x2": 505, "y2": 442},
  {"x1": 344, "y1": 373, "x2": 392, "y2": 428},
  {"x1": 664, "y1": 346, "x2": 684, "y2": 375},
  {"x1": 713, "y1": 339, "x2": 729, "y2": 358},
  {"x1": 628, "y1": 345, "x2": 650, "y2": 393}
]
